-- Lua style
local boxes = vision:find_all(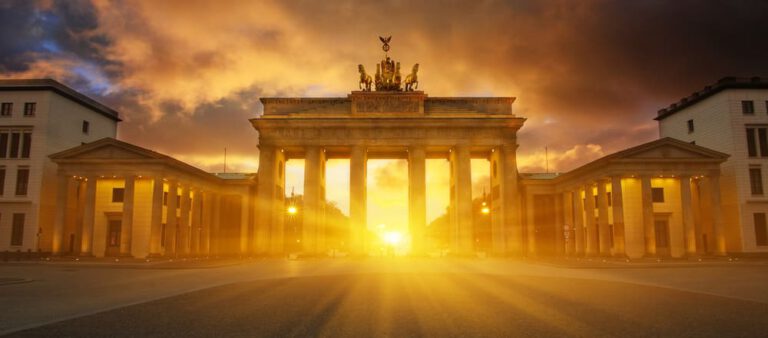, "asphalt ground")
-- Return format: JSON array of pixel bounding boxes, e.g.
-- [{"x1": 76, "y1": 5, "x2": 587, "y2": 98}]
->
[{"x1": 8, "y1": 273, "x2": 767, "y2": 337}]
